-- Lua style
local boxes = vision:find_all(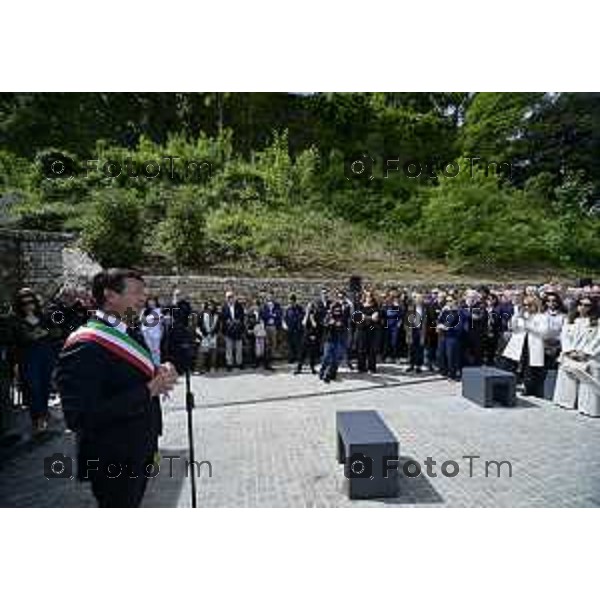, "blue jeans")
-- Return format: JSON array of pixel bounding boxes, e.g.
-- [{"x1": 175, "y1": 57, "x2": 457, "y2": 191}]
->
[
  {"x1": 438, "y1": 336, "x2": 460, "y2": 378},
  {"x1": 384, "y1": 326, "x2": 400, "y2": 360},
  {"x1": 425, "y1": 345, "x2": 436, "y2": 369},
  {"x1": 321, "y1": 339, "x2": 343, "y2": 379},
  {"x1": 337, "y1": 335, "x2": 348, "y2": 364}
]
